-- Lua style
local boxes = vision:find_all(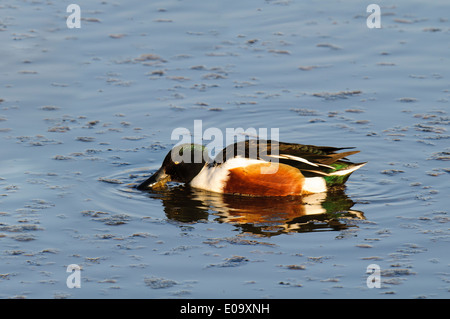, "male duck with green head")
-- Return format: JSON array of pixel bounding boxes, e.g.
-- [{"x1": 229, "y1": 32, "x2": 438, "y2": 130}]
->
[{"x1": 137, "y1": 139, "x2": 366, "y2": 196}]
